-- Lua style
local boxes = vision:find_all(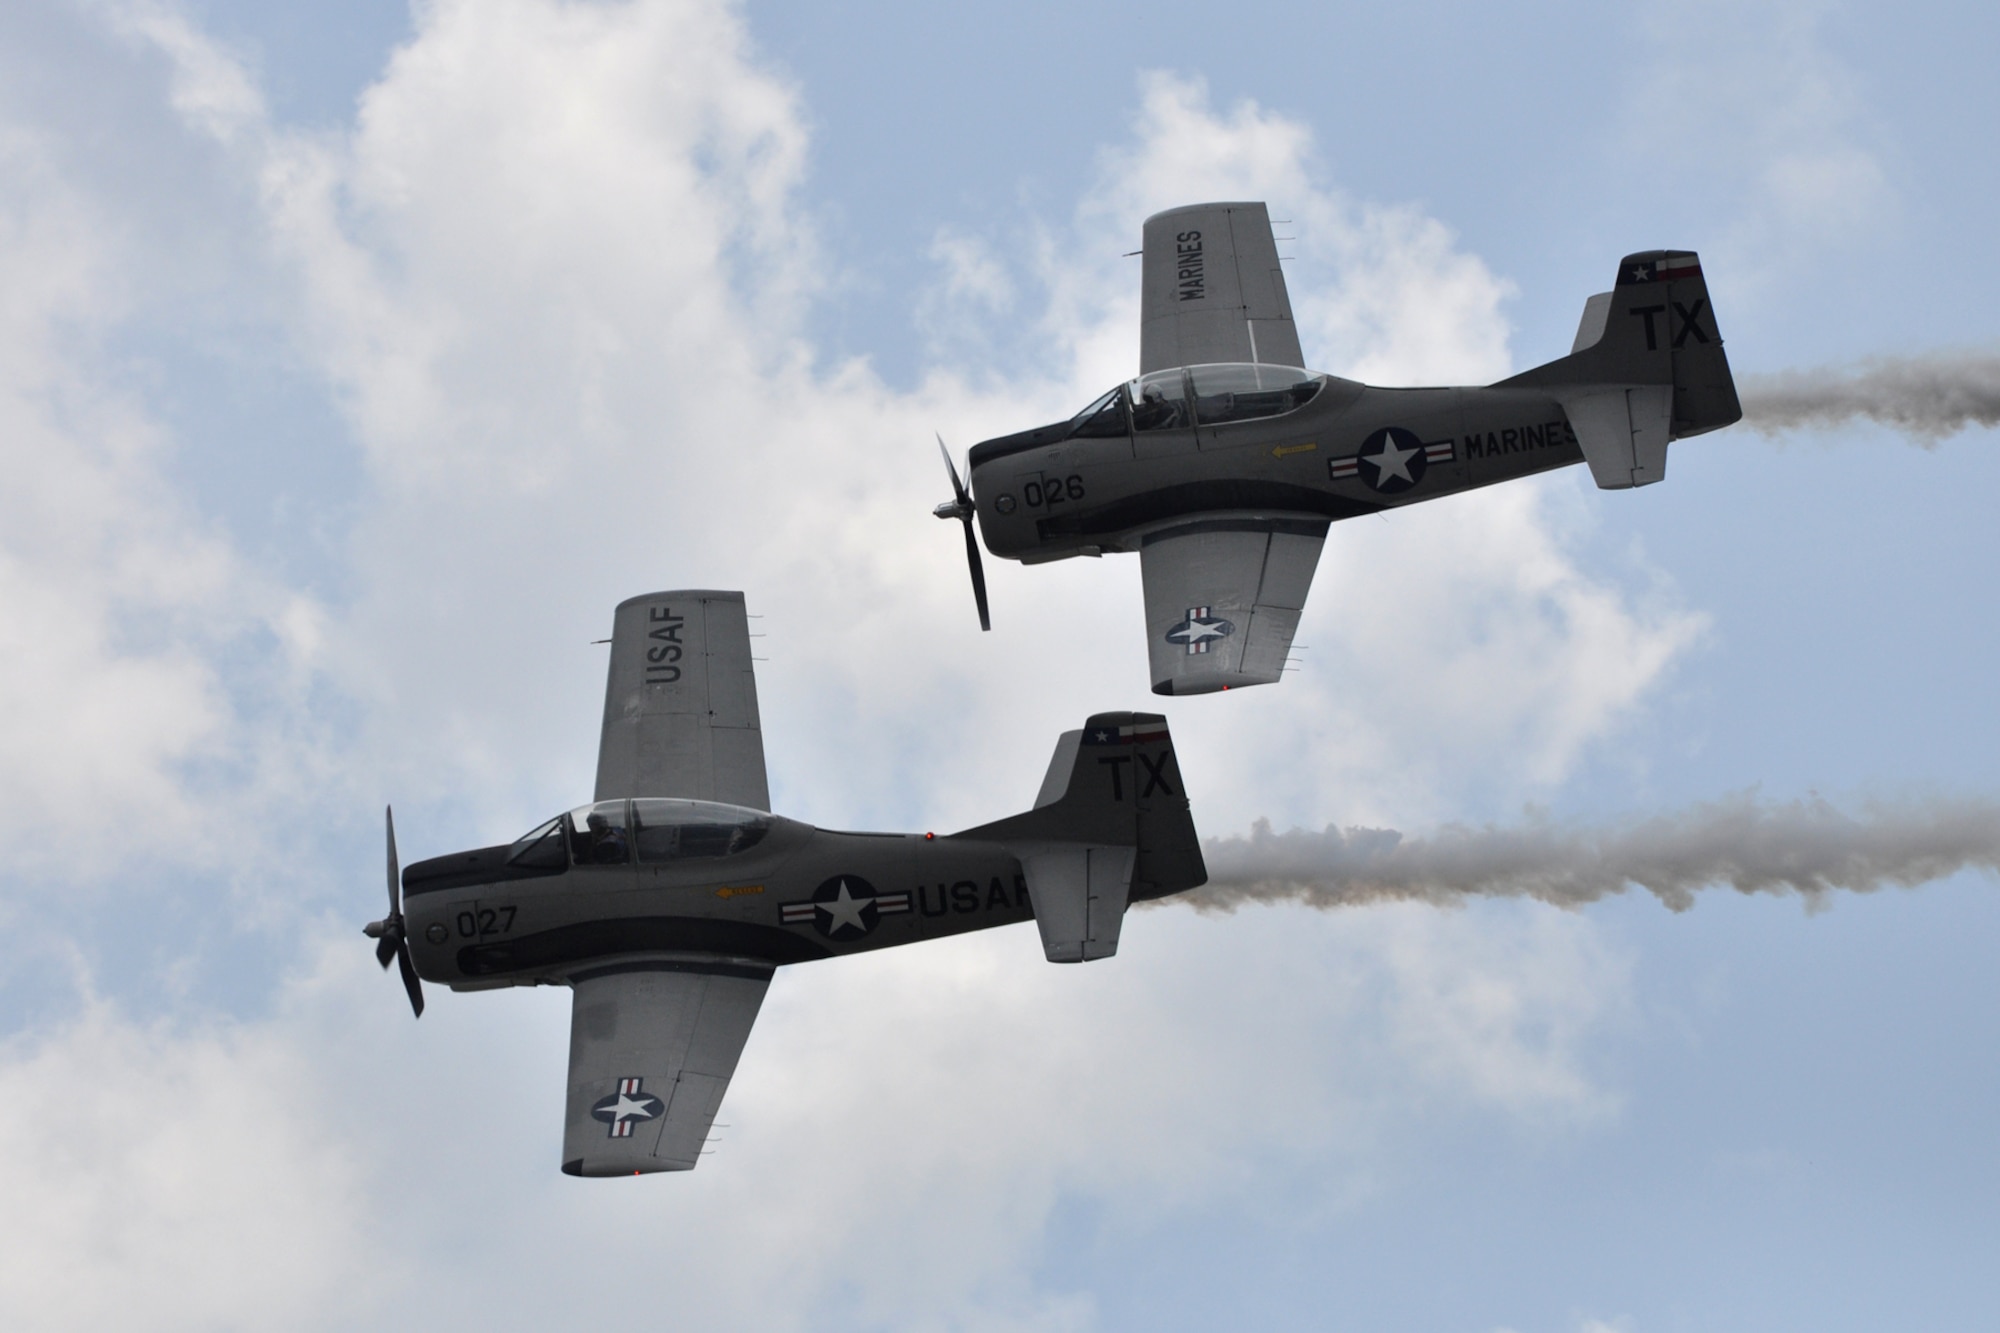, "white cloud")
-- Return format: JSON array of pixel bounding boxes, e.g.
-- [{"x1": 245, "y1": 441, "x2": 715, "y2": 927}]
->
[
  {"x1": 0, "y1": 901, "x2": 1629, "y2": 1331},
  {"x1": 1630, "y1": 0, "x2": 1897, "y2": 294},
  {"x1": 1374, "y1": 905, "x2": 1628, "y2": 1120},
  {"x1": 0, "y1": 996, "x2": 383, "y2": 1330},
  {"x1": 926, "y1": 229, "x2": 1017, "y2": 313},
  {"x1": 103, "y1": 0, "x2": 266, "y2": 147},
  {"x1": 0, "y1": 121, "x2": 262, "y2": 887},
  {"x1": 60, "y1": 14, "x2": 1695, "y2": 846},
  {"x1": 1056, "y1": 73, "x2": 1516, "y2": 387}
]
